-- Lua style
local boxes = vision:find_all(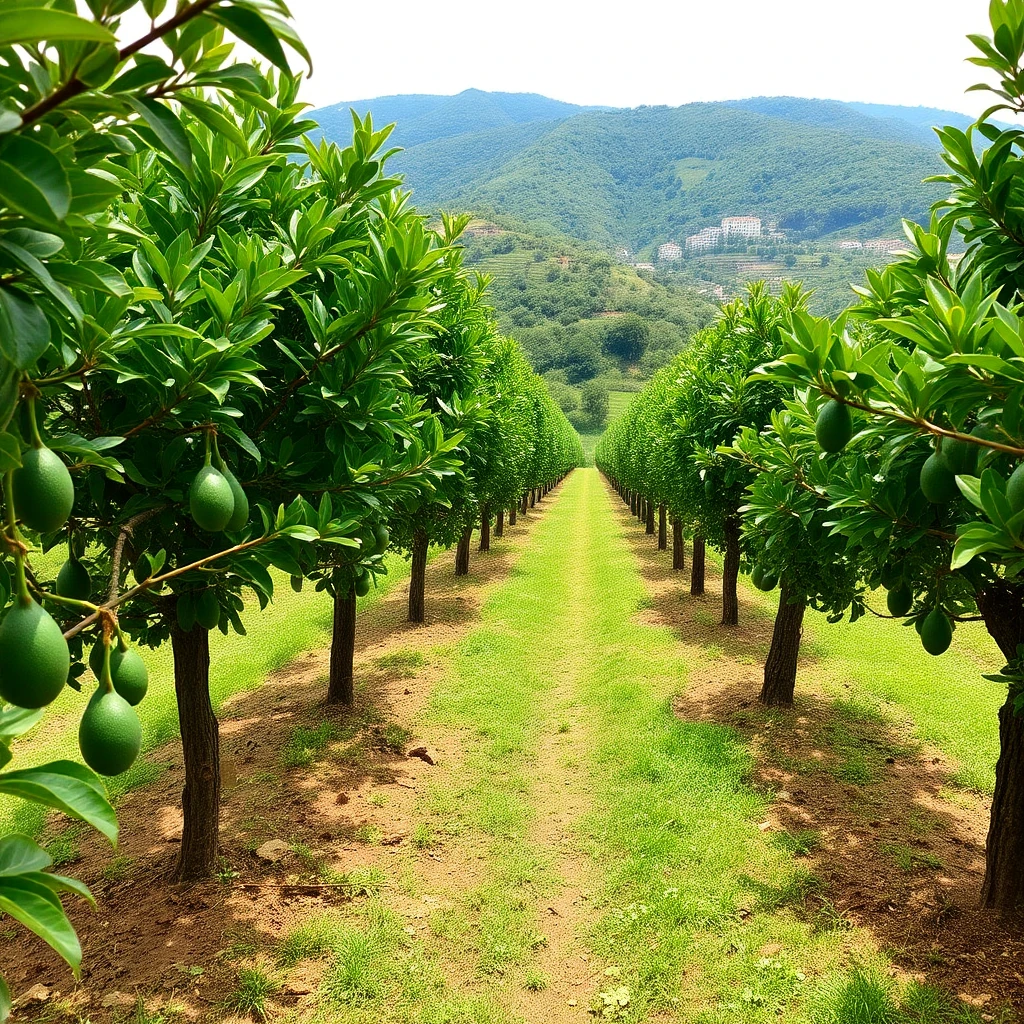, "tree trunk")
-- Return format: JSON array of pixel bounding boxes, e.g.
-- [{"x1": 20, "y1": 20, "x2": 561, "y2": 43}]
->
[
  {"x1": 690, "y1": 536, "x2": 706, "y2": 596},
  {"x1": 479, "y1": 504, "x2": 491, "y2": 552},
  {"x1": 658, "y1": 504, "x2": 667, "y2": 548},
  {"x1": 509, "y1": 505, "x2": 517, "y2": 526},
  {"x1": 630, "y1": 491, "x2": 637, "y2": 516},
  {"x1": 672, "y1": 519, "x2": 684, "y2": 570},
  {"x1": 646, "y1": 500, "x2": 655, "y2": 535},
  {"x1": 520, "y1": 492, "x2": 528, "y2": 515},
  {"x1": 455, "y1": 526, "x2": 472, "y2": 576},
  {"x1": 170, "y1": 623, "x2": 219, "y2": 882},
  {"x1": 408, "y1": 529, "x2": 427, "y2": 623},
  {"x1": 975, "y1": 582, "x2": 1024, "y2": 913},
  {"x1": 529, "y1": 489, "x2": 536, "y2": 508},
  {"x1": 328, "y1": 588, "x2": 356, "y2": 706},
  {"x1": 495, "y1": 509, "x2": 504, "y2": 537},
  {"x1": 760, "y1": 580, "x2": 806, "y2": 707},
  {"x1": 721, "y1": 519, "x2": 740, "y2": 625}
]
